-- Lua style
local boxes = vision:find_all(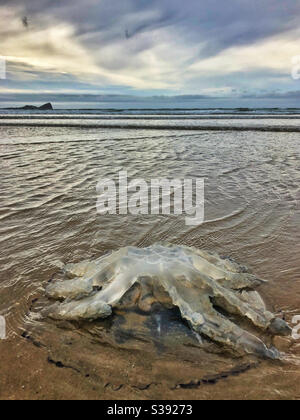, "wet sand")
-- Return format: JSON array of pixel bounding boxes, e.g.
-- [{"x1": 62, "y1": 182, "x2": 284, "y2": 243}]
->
[{"x1": 0, "y1": 325, "x2": 299, "y2": 400}]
